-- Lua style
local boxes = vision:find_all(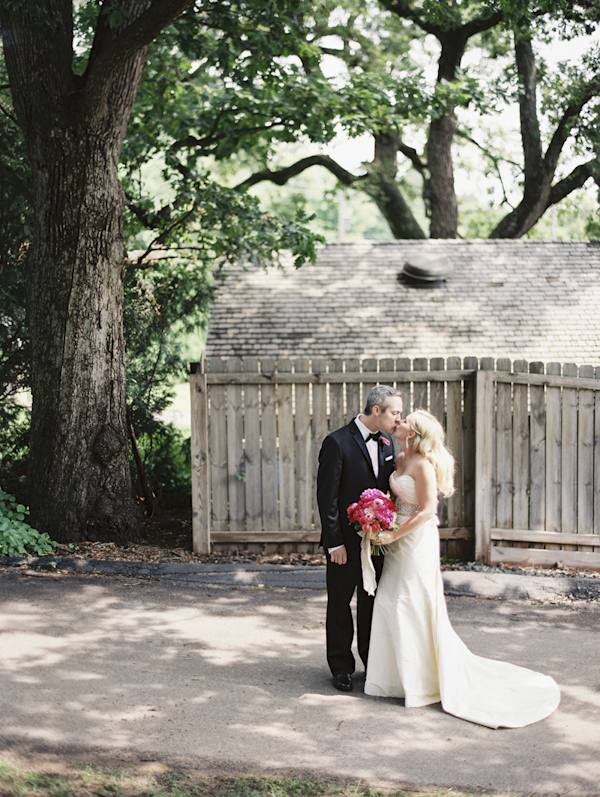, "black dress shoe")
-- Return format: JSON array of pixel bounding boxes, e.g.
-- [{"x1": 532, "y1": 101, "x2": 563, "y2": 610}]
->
[{"x1": 333, "y1": 673, "x2": 353, "y2": 692}]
